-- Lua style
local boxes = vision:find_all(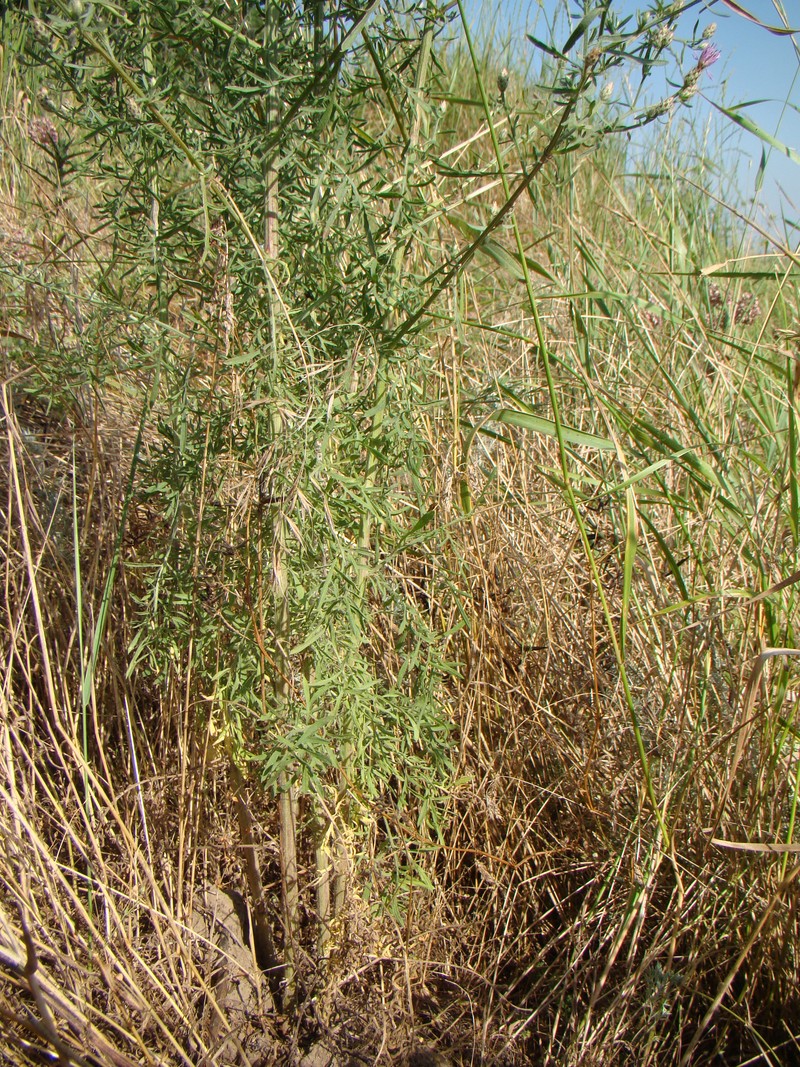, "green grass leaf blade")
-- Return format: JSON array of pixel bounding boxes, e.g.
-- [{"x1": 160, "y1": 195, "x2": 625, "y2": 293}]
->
[
  {"x1": 561, "y1": 6, "x2": 606, "y2": 54},
  {"x1": 755, "y1": 147, "x2": 767, "y2": 194},
  {"x1": 640, "y1": 510, "x2": 689, "y2": 603},
  {"x1": 492, "y1": 408, "x2": 614, "y2": 450},
  {"x1": 446, "y1": 215, "x2": 556, "y2": 282},
  {"x1": 621, "y1": 485, "x2": 638, "y2": 655},
  {"x1": 713, "y1": 102, "x2": 800, "y2": 166},
  {"x1": 715, "y1": 0, "x2": 798, "y2": 34},
  {"x1": 525, "y1": 33, "x2": 568, "y2": 61},
  {"x1": 789, "y1": 359, "x2": 799, "y2": 541}
]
